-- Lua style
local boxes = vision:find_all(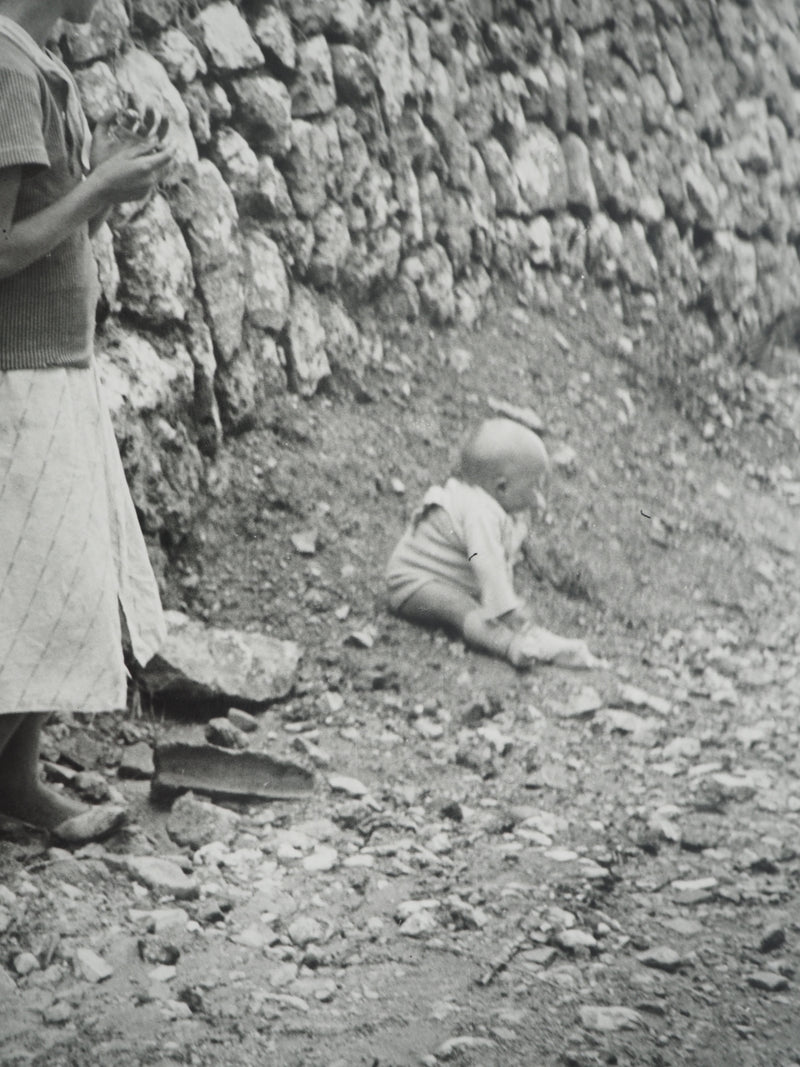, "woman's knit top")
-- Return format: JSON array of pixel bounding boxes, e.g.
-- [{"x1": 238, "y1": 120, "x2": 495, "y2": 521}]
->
[{"x1": 0, "y1": 29, "x2": 98, "y2": 370}]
